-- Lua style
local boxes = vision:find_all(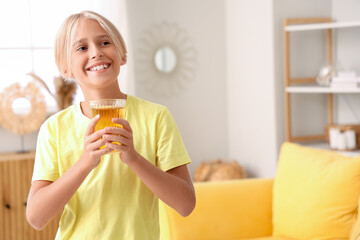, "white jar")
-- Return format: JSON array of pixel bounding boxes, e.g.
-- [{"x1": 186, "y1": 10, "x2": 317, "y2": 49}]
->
[{"x1": 345, "y1": 130, "x2": 356, "y2": 149}]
